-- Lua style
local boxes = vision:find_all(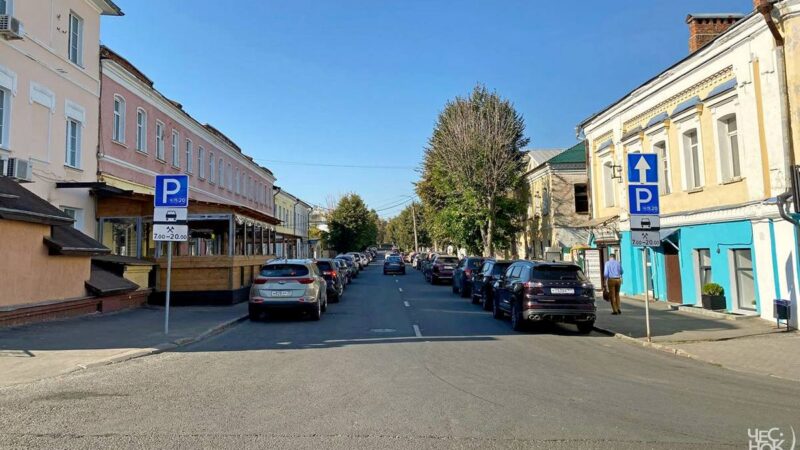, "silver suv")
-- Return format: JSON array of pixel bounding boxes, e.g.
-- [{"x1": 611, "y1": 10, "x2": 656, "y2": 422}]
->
[{"x1": 249, "y1": 259, "x2": 327, "y2": 321}]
